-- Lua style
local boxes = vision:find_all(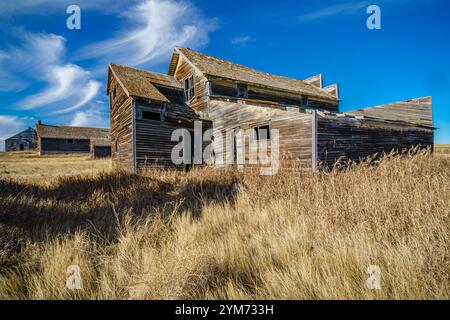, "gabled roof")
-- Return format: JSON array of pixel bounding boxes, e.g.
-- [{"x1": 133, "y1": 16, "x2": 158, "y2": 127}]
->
[
  {"x1": 171, "y1": 47, "x2": 339, "y2": 101},
  {"x1": 36, "y1": 124, "x2": 110, "y2": 140},
  {"x1": 346, "y1": 97, "x2": 433, "y2": 128},
  {"x1": 108, "y1": 64, "x2": 182, "y2": 103},
  {"x1": 5, "y1": 127, "x2": 36, "y2": 141}
]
